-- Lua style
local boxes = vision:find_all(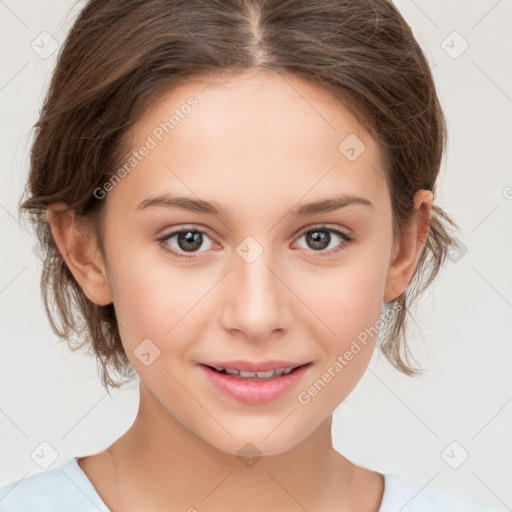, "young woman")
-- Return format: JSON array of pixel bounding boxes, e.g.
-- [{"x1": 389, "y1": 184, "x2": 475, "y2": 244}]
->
[{"x1": 0, "y1": 0, "x2": 496, "y2": 510}]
